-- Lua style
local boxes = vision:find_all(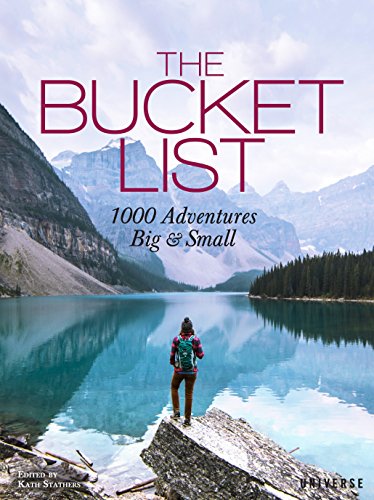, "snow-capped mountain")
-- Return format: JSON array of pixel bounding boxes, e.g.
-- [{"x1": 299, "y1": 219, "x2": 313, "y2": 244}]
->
[
  {"x1": 229, "y1": 166, "x2": 374, "y2": 255},
  {"x1": 100, "y1": 137, "x2": 136, "y2": 151},
  {"x1": 51, "y1": 139, "x2": 301, "y2": 287},
  {"x1": 51, "y1": 150, "x2": 77, "y2": 170}
]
